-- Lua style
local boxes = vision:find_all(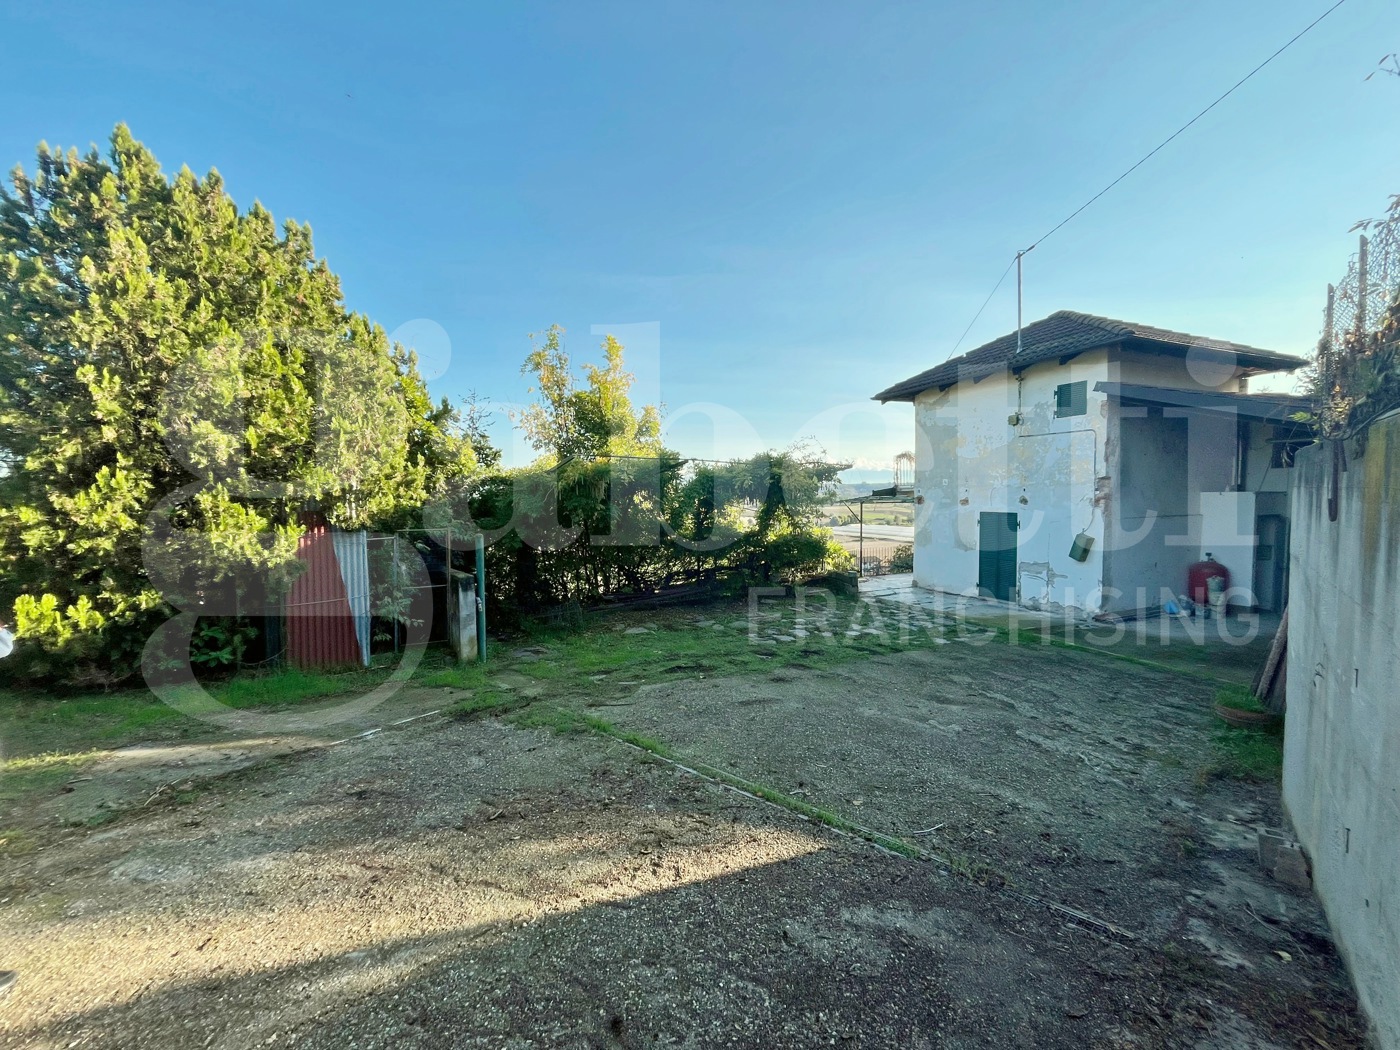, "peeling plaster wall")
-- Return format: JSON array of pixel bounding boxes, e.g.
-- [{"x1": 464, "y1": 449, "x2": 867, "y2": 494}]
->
[
  {"x1": 1285, "y1": 412, "x2": 1400, "y2": 1050},
  {"x1": 912, "y1": 351, "x2": 1109, "y2": 611}
]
